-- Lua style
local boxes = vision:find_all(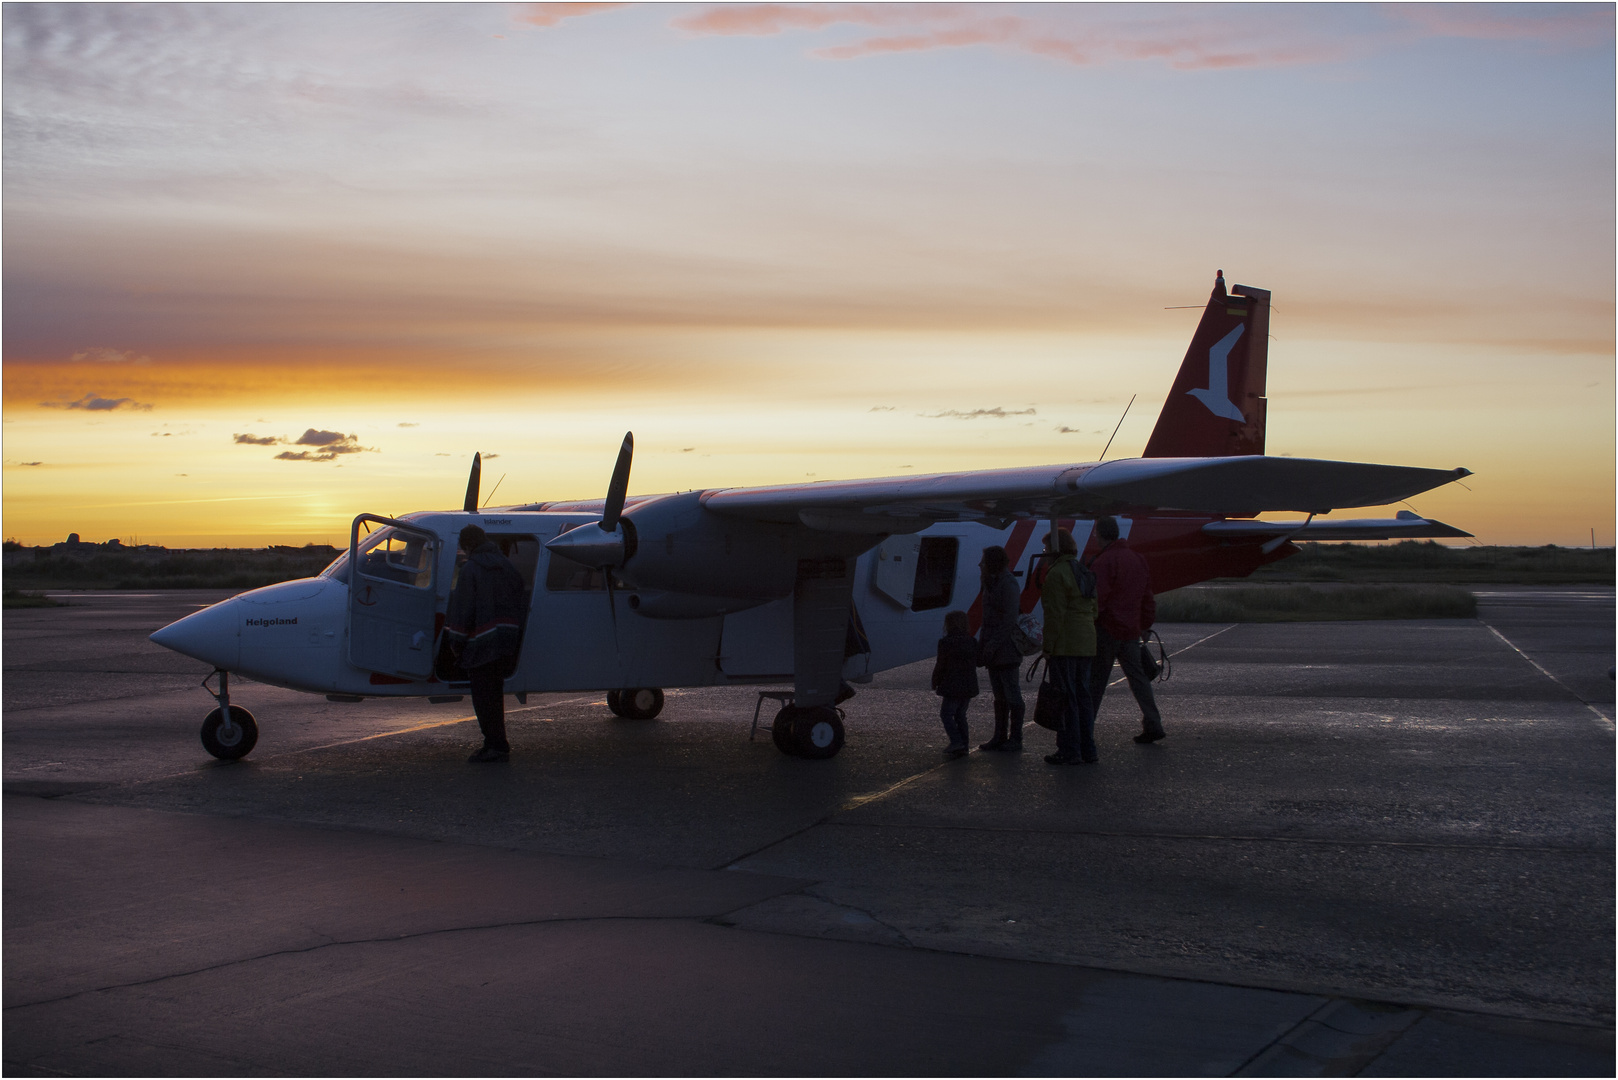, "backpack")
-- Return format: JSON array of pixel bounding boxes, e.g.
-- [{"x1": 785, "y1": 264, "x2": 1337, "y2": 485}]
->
[
  {"x1": 1067, "y1": 557, "x2": 1097, "y2": 601},
  {"x1": 1034, "y1": 554, "x2": 1096, "y2": 601}
]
